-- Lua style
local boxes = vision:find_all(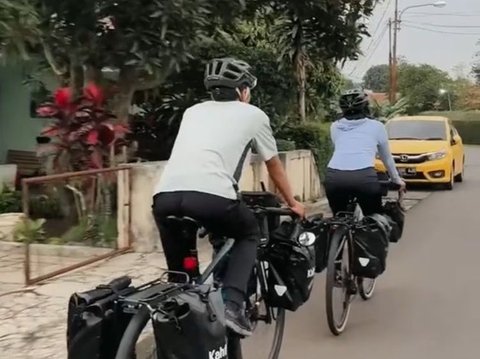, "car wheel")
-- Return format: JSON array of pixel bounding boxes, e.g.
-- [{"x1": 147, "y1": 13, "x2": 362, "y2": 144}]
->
[
  {"x1": 445, "y1": 165, "x2": 454, "y2": 190},
  {"x1": 454, "y1": 157, "x2": 465, "y2": 183}
]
